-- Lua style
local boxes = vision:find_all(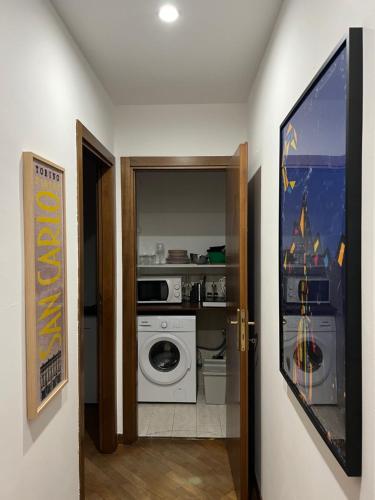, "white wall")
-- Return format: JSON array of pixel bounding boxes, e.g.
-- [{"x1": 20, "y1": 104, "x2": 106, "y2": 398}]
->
[
  {"x1": 115, "y1": 103, "x2": 248, "y2": 156},
  {"x1": 114, "y1": 103, "x2": 247, "y2": 430},
  {"x1": 247, "y1": 1, "x2": 375, "y2": 499},
  {"x1": 136, "y1": 170, "x2": 226, "y2": 256},
  {"x1": 0, "y1": 1, "x2": 114, "y2": 499}
]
